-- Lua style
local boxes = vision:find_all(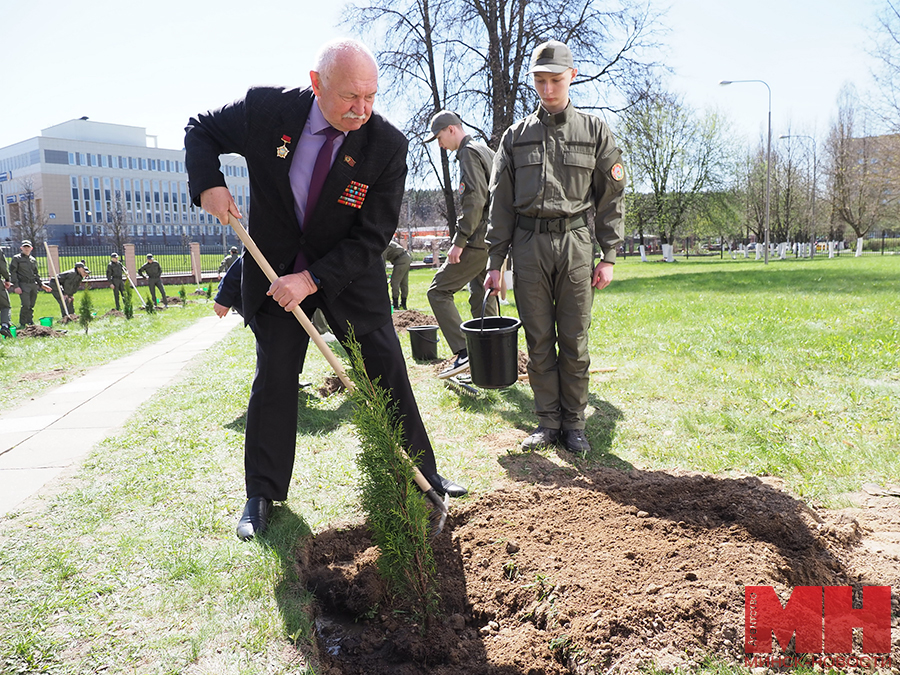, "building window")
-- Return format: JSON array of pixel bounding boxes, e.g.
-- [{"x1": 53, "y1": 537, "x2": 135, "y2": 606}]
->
[{"x1": 68, "y1": 152, "x2": 76, "y2": 165}]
